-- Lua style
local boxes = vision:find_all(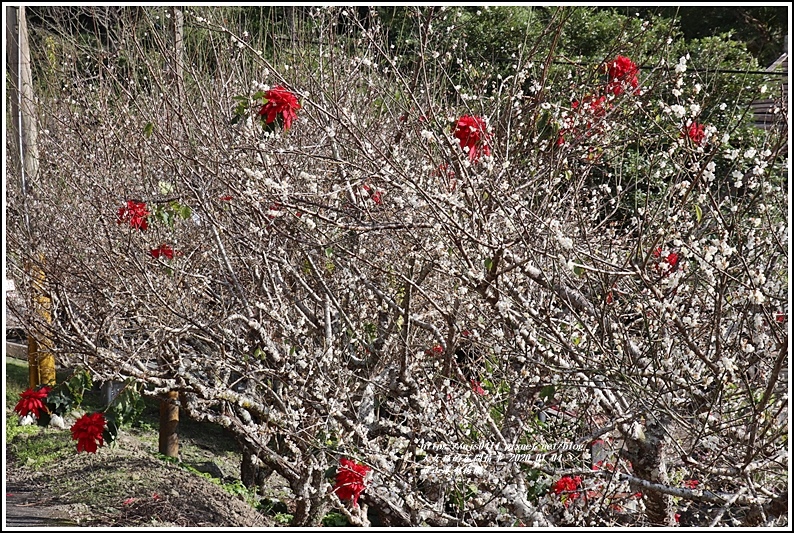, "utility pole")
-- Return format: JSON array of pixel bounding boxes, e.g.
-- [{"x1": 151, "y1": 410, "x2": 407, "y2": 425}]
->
[{"x1": 7, "y1": 6, "x2": 56, "y2": 387}]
